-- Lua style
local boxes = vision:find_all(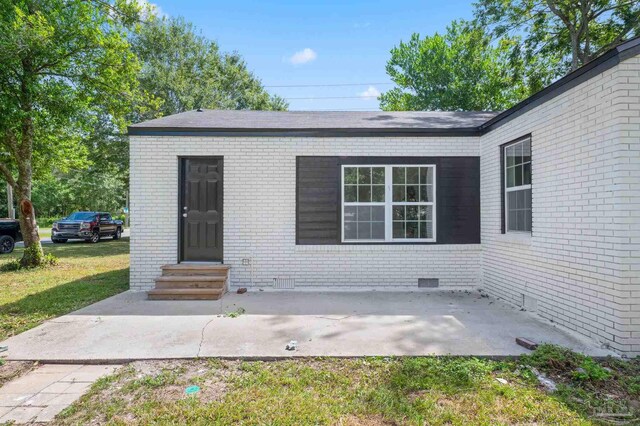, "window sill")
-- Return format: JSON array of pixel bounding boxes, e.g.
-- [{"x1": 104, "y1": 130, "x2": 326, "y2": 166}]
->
[{"x1": 499, "y1": 232, "x2": 532, "y2": 246}]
